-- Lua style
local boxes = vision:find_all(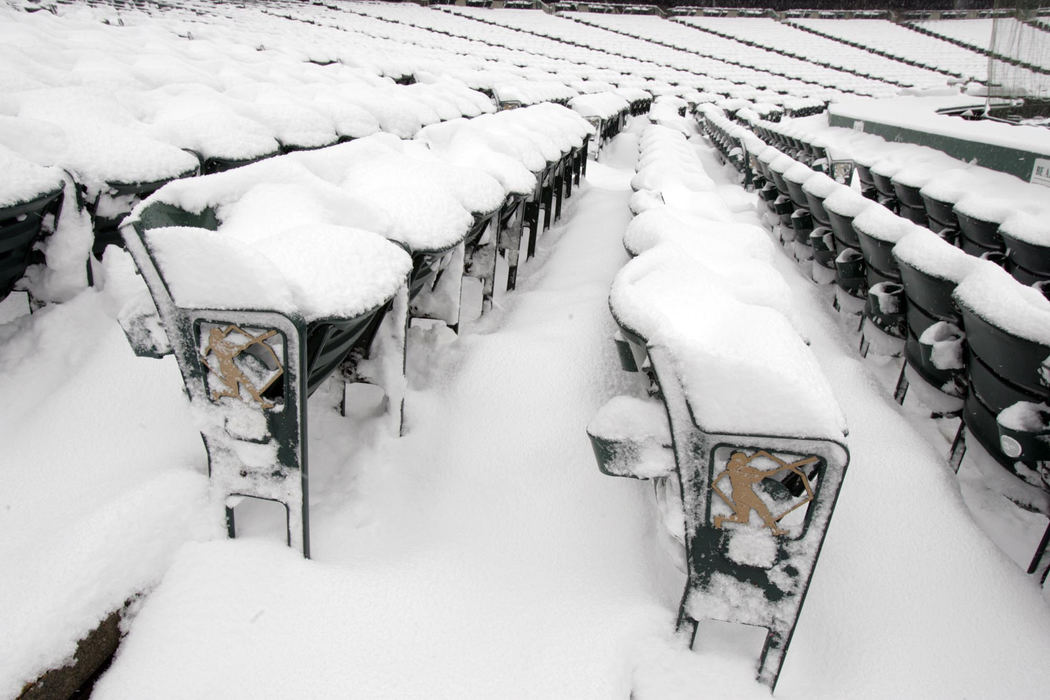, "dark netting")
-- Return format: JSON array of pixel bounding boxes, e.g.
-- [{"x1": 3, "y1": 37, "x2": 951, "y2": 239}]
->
[{"x1": 988, "y1": 1, "x2": 1050, "y2": 104}]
